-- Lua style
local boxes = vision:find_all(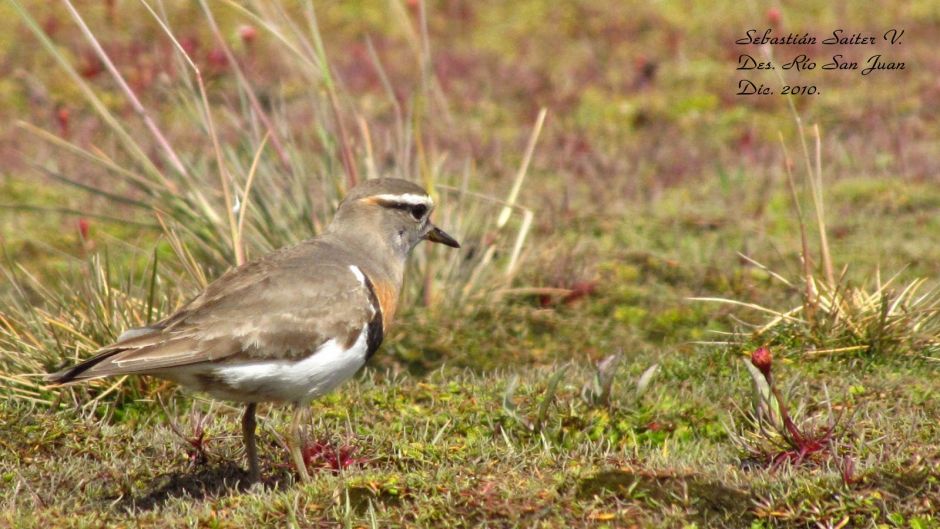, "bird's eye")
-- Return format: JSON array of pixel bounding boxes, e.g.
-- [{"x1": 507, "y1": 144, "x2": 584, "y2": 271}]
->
[{"x1": 410, "y1": 204, "x2": 428, "y2": 220}]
